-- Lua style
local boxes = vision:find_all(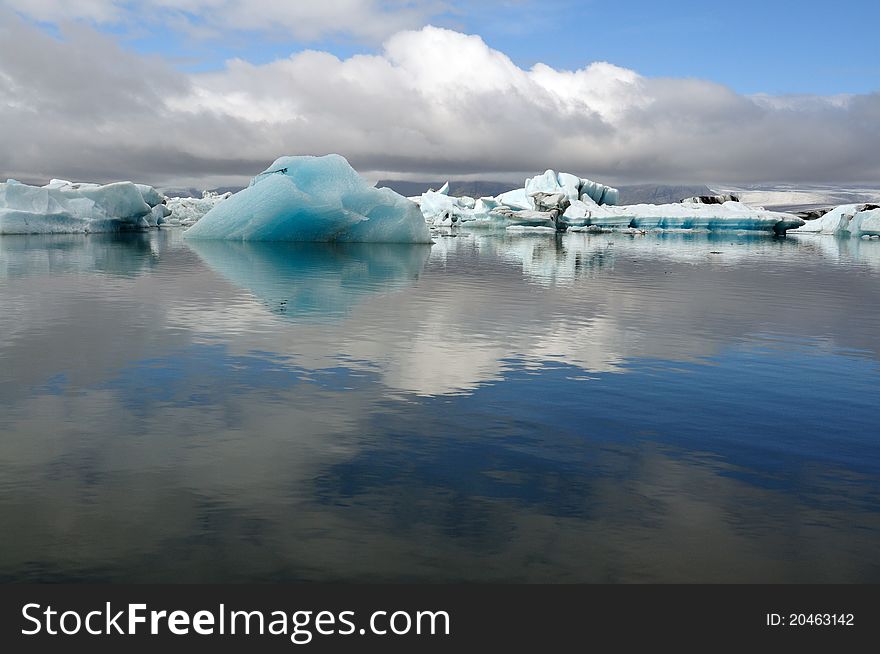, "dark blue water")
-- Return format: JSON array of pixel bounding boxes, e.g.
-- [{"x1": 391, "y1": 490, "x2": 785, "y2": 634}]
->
[{"x1": 1, "y1": 229, "x2": 878, "y2": 582}]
